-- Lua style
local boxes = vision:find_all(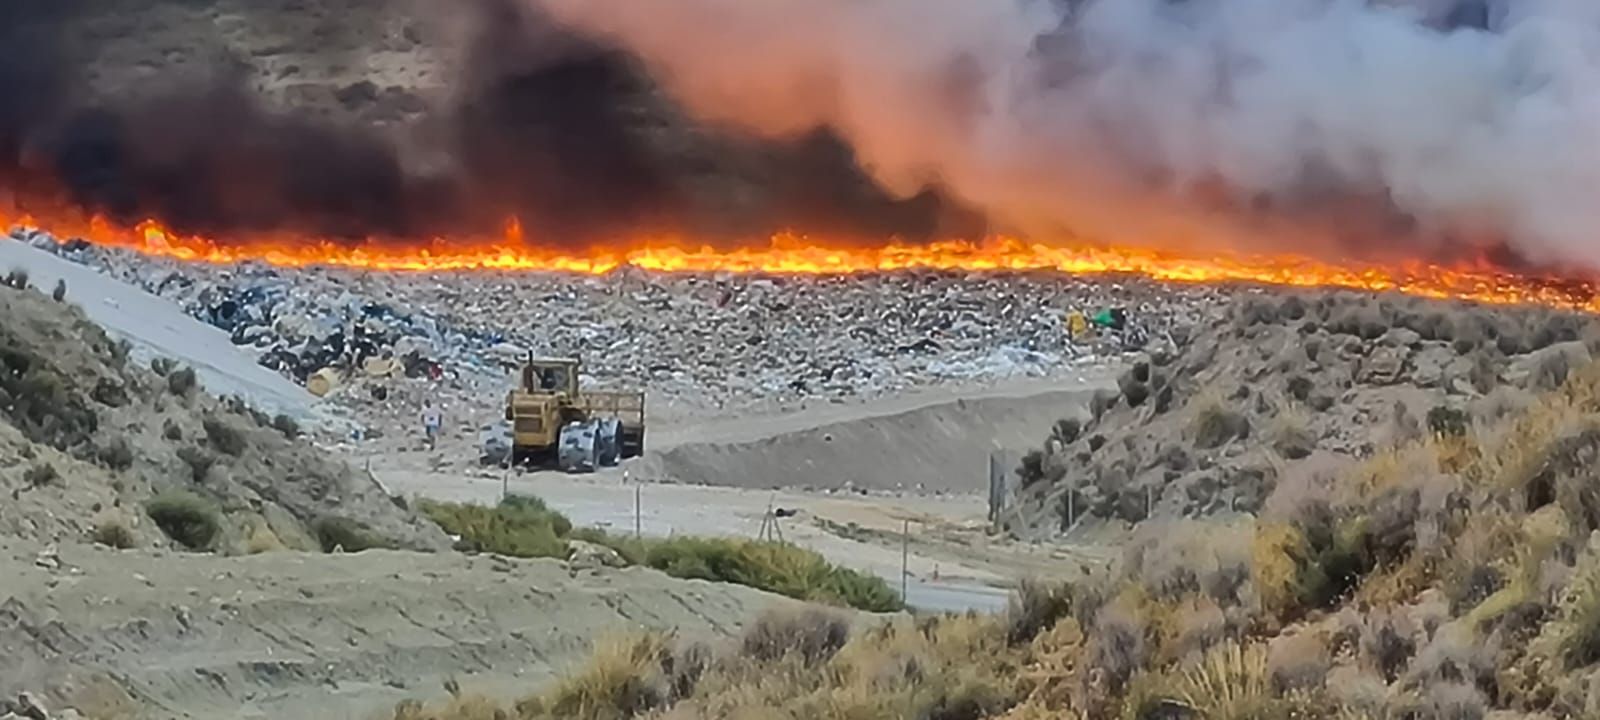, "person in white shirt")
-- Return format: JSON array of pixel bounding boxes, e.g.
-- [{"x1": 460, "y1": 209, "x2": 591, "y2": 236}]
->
[{"x1": 422, "y1": 400, "x2": 443, "y2": 450}]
